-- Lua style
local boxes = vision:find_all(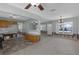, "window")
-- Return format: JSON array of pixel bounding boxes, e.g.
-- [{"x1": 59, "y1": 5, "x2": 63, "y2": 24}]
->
[
  {"x1": 56, "y1": 22, "x2": 73, "y2": 33},
  {"x1": 63, "y1": 22, "x2": 73, "y2": 32}
]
